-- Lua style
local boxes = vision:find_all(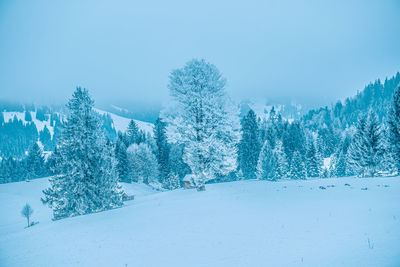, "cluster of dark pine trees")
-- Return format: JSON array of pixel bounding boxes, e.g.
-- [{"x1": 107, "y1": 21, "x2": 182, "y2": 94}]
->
[
  {"x1": 0, "y1": 104, "x2": 119, "y2": 183},
  {"x1": 237, "y1": 79, "x2": 400, "y2": 181}
]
